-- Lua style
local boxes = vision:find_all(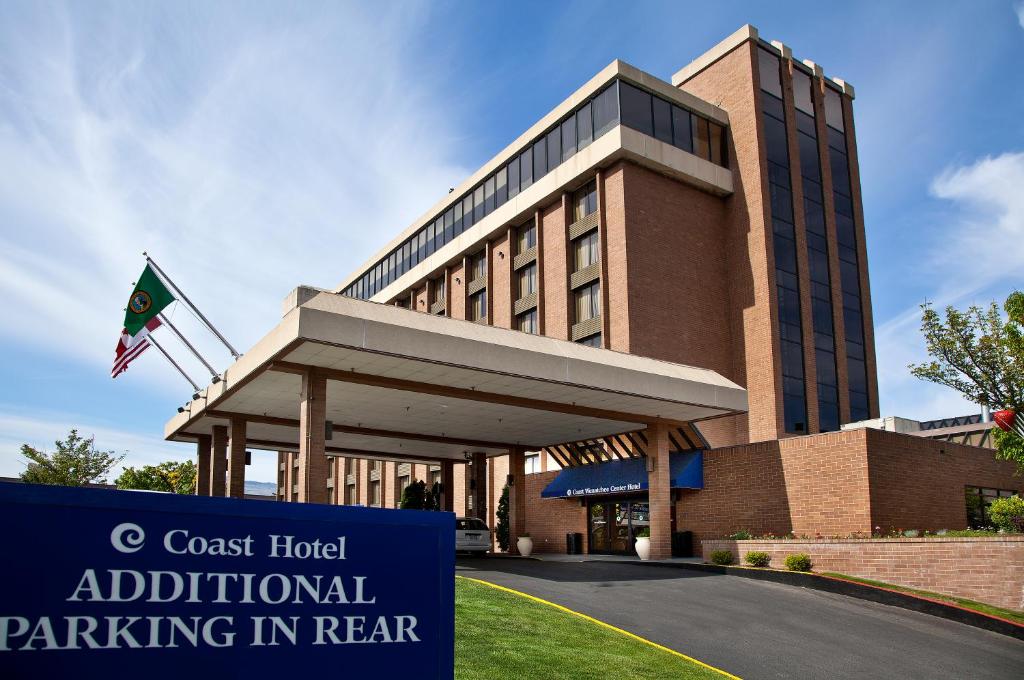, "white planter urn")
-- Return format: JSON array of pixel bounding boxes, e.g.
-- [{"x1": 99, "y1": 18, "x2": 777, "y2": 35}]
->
[
  {"x1": 517, "y1": 536, "x2": 534, "y2": 557},
  {"x1": 635, "y1": 536, "x2": 651, "y2": 561}
]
